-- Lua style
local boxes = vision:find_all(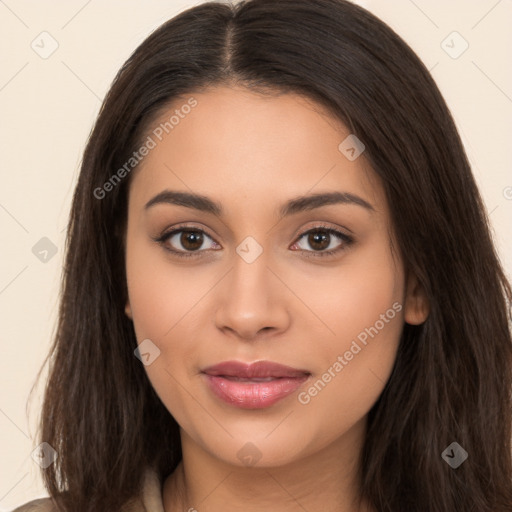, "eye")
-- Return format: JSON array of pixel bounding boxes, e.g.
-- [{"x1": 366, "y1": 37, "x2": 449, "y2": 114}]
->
[
  {"x1": 154, "y1": 223, "x2": 354, "y2": 259},
  {"x1": 290, "y1": 224, "x2": 354, "y2": 258},
  {"x1": 155, "y1": 224, "x2": 220, "y2": 258}
]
